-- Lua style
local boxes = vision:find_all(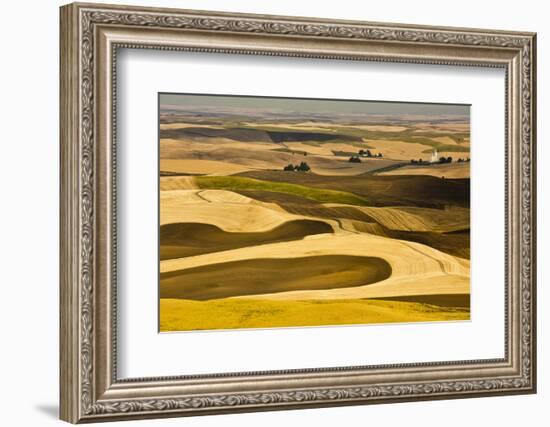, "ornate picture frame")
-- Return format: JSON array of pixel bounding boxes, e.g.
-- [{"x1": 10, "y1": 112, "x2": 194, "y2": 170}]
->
[{"x1": 60, "y1": 2, "x2": 536, "y2": 423}]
